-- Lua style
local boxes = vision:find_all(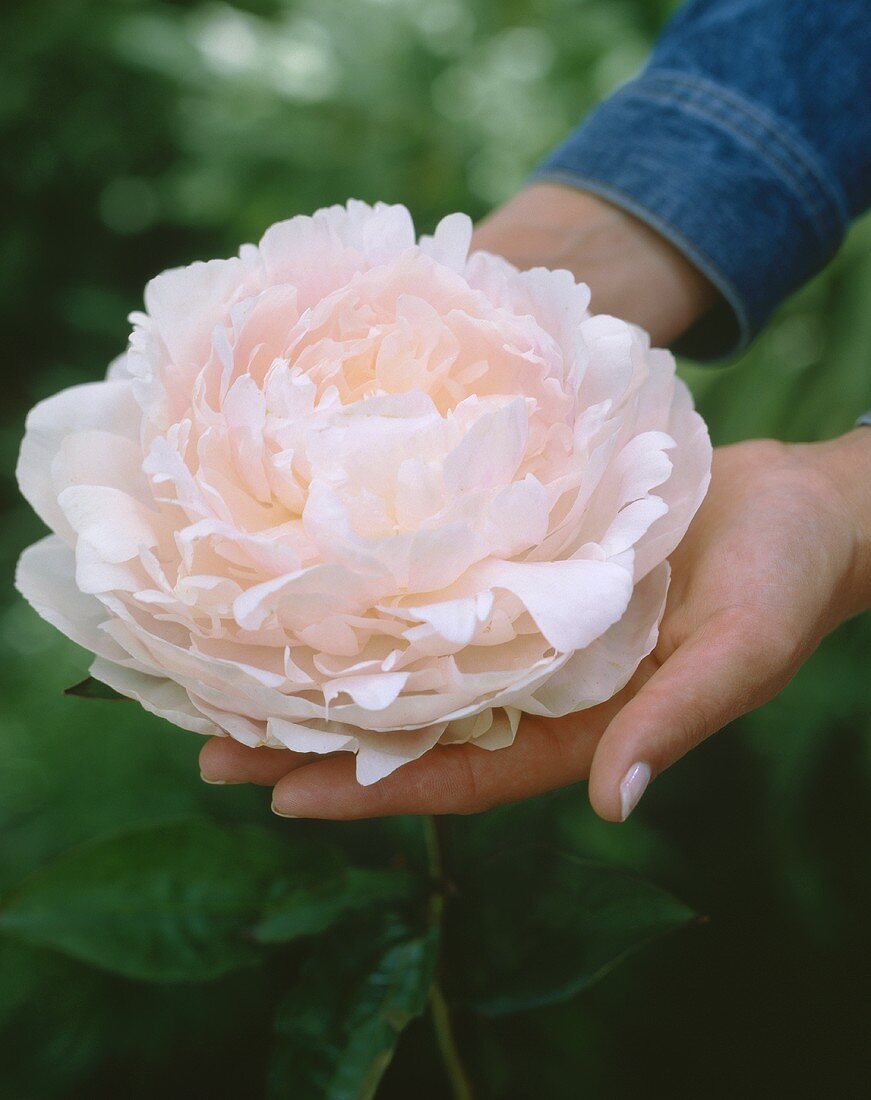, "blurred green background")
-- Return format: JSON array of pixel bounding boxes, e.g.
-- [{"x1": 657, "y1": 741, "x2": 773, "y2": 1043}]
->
[{"x1": 1, "y1": 0, "x2": 870, "y2": 1096}]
